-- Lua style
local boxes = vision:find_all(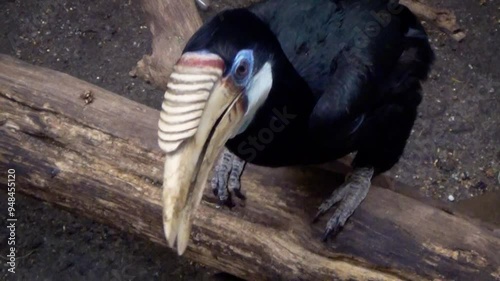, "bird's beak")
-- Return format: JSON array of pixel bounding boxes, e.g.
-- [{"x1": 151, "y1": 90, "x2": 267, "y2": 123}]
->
[{"x1": 158, "y1": 52, "x2": 246, "y2": 255}]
